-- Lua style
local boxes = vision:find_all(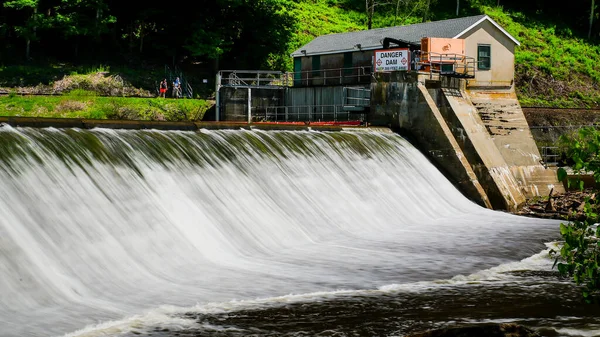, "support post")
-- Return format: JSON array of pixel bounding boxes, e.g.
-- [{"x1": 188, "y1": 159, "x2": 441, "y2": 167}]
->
[
  {"x1": 215, "y1": 72, "x2": 221, "y2": 121},
  {"x1": 247, "y1": 87, "x2": 252, "y2": 124}
]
